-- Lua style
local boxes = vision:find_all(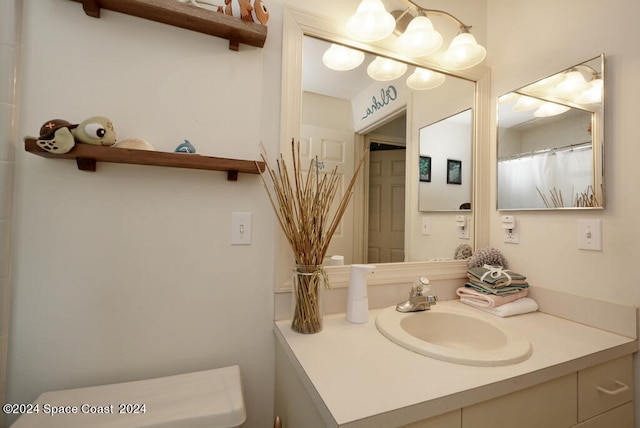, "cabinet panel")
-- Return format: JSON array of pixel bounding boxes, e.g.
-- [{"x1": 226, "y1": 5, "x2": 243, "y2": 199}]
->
[
  {"x1": 578, "y1": 355, "x2": 633, "y2": 422},
  {"x1": 573, "y1": 402, "x2": 633, "y2": 428},
  {"x1": 400, "y1": 410, "x2": 461, "y2": 428},
  {"x1": 275, "y1": 344, "x2": 327, "y2": 427},
  {"x1": 462, "y1": 374, "x2": 577, "y2": 428}
]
